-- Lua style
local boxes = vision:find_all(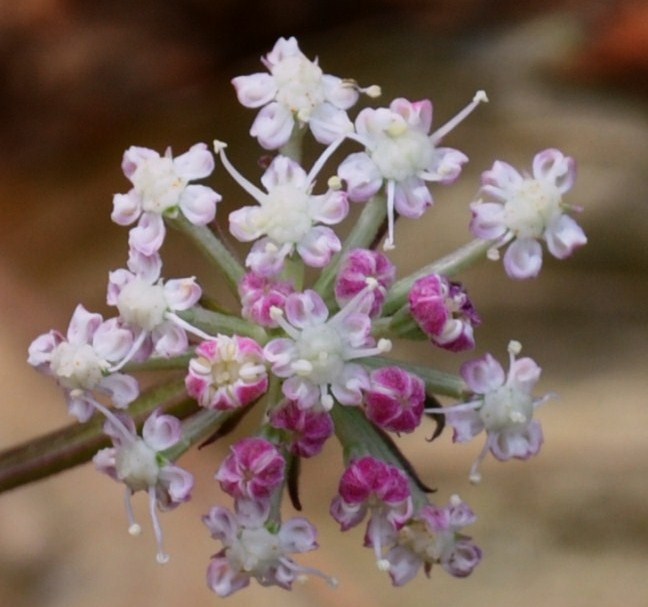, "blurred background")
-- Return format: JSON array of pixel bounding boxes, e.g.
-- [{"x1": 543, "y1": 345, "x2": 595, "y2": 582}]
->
[{"x1": 1, "y1": 1, "x2": 647, "y2": 605}]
